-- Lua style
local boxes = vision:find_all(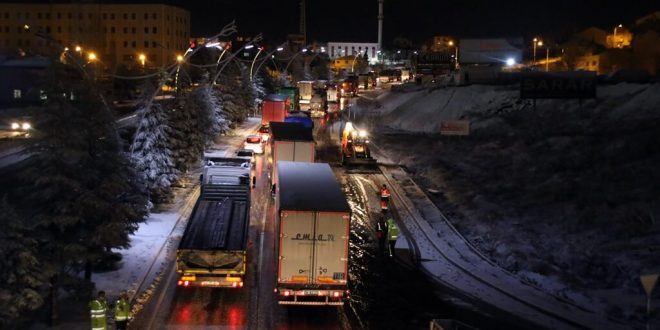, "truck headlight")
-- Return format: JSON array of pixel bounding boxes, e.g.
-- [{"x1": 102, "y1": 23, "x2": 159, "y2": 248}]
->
[
  {"x1": 11, "y1": 122, "x2": 20, "y2": 130},
  {"x1": 21, "y1": 122, "x2": 31, "y2": 130}
]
